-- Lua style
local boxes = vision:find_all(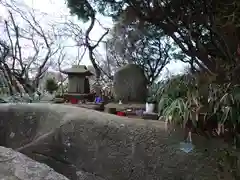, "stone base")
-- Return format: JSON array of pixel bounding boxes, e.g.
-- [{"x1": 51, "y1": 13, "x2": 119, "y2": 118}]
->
[
  {"x1": 142, "y1": 112, "x2": 159, "y2": 120},
  {"x1": 77, "y1": 102, "x2": 104, "y2": 111},
  {"x1": 104, "y1": 103, "x2": 145, "y2": 112},
  {"x1": 64, "y1": 93, "x2": 95, "y2": 102},
  {"x1": 53, "y1": 98, "x2": 65, "y2": 103},
  {"x1": 106, "y1": 107, "x2": 117, "y2": 114}
]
